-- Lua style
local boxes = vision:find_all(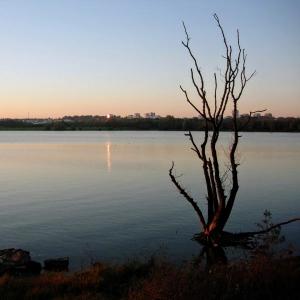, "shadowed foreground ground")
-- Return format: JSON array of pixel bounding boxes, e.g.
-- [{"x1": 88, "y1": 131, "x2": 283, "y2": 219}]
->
[{"x1": 0, "y1": 253, "x2": 299, "y2": 300}]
